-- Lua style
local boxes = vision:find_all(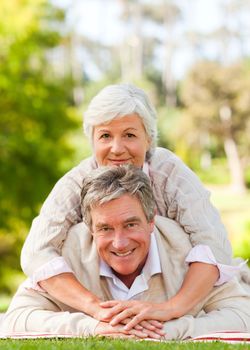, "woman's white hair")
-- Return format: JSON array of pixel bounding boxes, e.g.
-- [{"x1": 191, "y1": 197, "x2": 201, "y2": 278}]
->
[{"x1": 83, "y1": 83, "x2": 158, "y2": 160}]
